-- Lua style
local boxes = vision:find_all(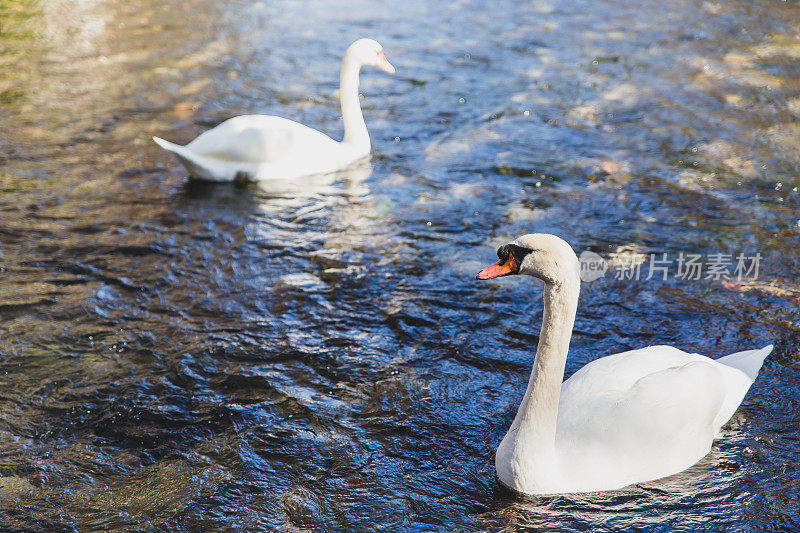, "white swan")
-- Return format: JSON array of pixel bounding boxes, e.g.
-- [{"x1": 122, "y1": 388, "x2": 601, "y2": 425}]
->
[
  {"x1": 153, "y1": 38, "x2": 395, "y2": 182},
  {"x1": 476, "y1": 233, "x2": 772, "y2": 495}
]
